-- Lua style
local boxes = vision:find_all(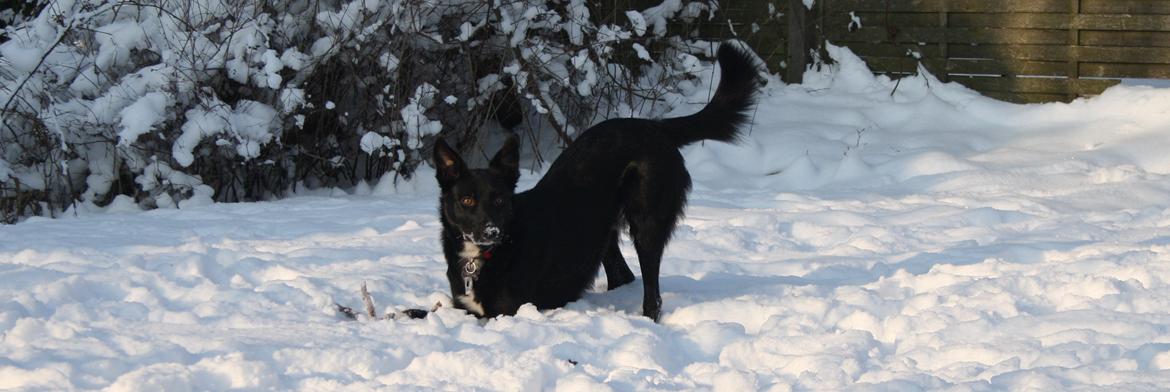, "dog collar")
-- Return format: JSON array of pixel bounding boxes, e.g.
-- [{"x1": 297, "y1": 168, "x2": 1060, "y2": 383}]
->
[
  {"x1": 461, "y1": 258, "x2": 482, "y2": 295},
  {"x1": 460, "y1": 245, "x2": 495, "y2": 294}
]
